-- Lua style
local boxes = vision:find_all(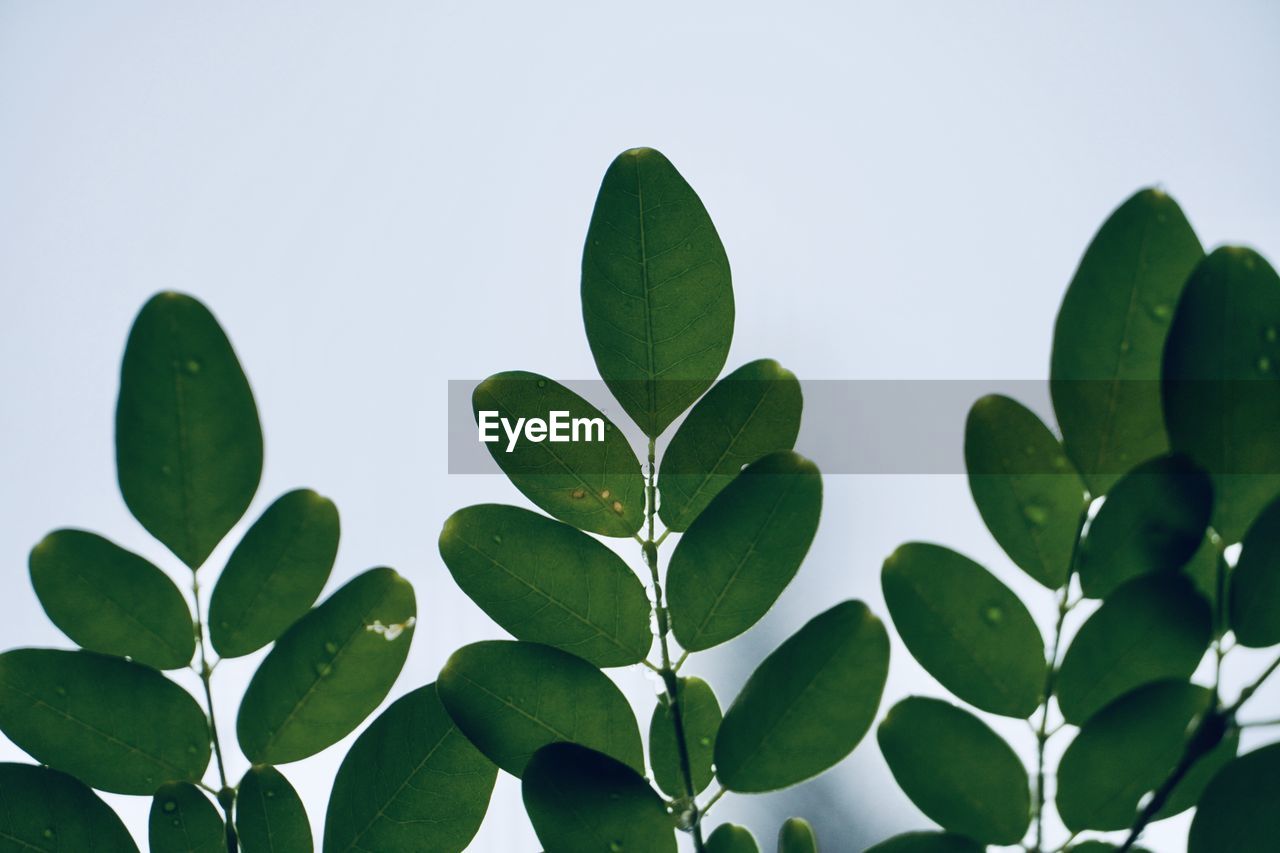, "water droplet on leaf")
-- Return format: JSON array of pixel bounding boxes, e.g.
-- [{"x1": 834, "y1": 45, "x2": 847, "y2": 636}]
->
[
  {"x1": 162, "y1": 800, "x2": 177, "y2": 813},
  {"x1": 184, "y1": 359, "x2": 201, "y2": 374},
  {"x1": 1260, "y1": 357, "x2": 1273, "y2": 374},
  {"x1": 324, "y1": 641, "x2": 338, "y2": 655},
  {"x1": 571, "y1": 488, "x2": 585, "y2": 499},
  {"x1": 491, "y1": 535, "x2": 502, "y2": 545},
  {"x1": 982, "y1": 605, "x2": 1004, "y2": 625},
  {"x1": 600, "y1": 489, "x2": 611, "y2": 499},
  {"x1": 1023, "y1": 505, "x2": 1048, "y2": 526},
  {"x1": 536, "y1": 379, "x2": 546, "y2": 388}
]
